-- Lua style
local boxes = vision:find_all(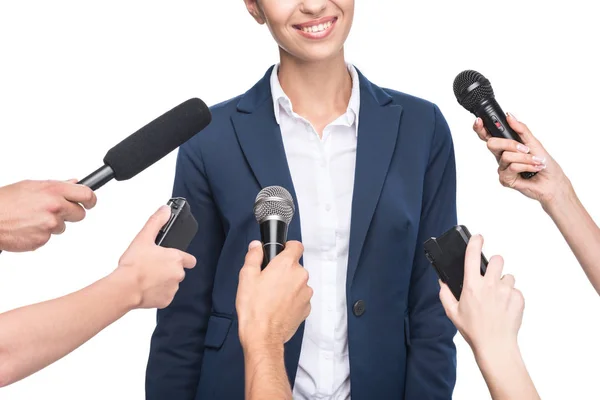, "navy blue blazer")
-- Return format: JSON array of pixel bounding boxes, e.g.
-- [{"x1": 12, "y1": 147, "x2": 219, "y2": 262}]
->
[{"x1": 146, "y1": 66, "x2": 458, "y2": 399}]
